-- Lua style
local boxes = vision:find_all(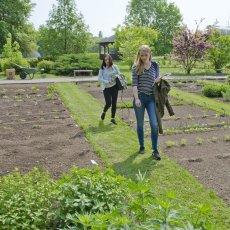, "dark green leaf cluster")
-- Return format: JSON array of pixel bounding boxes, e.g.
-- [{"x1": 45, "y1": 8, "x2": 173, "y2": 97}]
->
[
  {"x1": 37, "y1": 60, "x2": 54, "y2": 73},
  {"x1": 202, "y1": 82, "x2": 230, "y2": 97},
  {"x1": 0, "y1": 168, "x2": 56, "y2": 229},
  {"x1": 52, "y1": 53, "x2": 101, "y2": 76},
  {"x1": 49, "y1": 167, "x2": 129, "y2": 228}
]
